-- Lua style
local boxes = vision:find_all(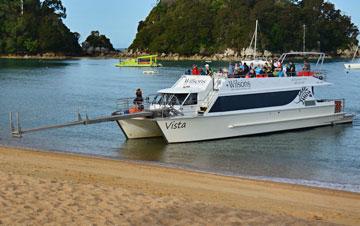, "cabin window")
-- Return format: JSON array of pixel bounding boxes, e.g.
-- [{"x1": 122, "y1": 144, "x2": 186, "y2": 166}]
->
[
  {"x1": 153, "y1": 93, "x2": 190, "y2": 105},
  {"x1": 157, "y1": 94, "x2": 170, "y2": 105},
  {"x1": 184, "y1": 93, "x2": 198, "y2": 105},
  {"x1": 209, "y1": 90, "x2": 299, "y2": 113},
  {"x1": 170, "y1": 94, "x2": 188, "y2": 105}
]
